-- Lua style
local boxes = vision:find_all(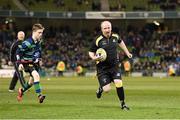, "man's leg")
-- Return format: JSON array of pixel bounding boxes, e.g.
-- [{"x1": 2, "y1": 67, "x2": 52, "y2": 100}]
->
[
  {"x1": 96, "y1": 87, "x2": 103, "y2": 98},
  {"x1": 9, "y1": 72, "x2": 18, "y2": 92},
  {"x1": 96, "y1": 74, "x2": 111, "y2": 99},
  {"x1": 14, "y1": 63, "x2": 26, "y2": 88},
  {"x1": 114, "y1": 79, "x2": 130, "y2": 110}
]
